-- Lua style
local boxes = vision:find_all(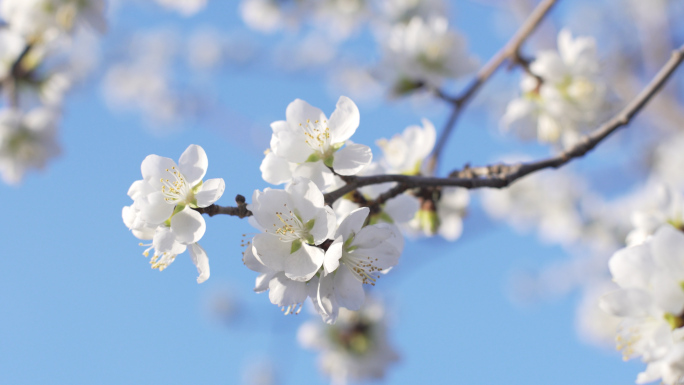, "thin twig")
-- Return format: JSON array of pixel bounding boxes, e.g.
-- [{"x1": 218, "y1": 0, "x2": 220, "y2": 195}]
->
[
  {"x1": 322, "y1": 44, "x2": 684, "y2": 205},
  {"x1": 427, "y1": 0, "x2": 559, "y2": 175}
]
